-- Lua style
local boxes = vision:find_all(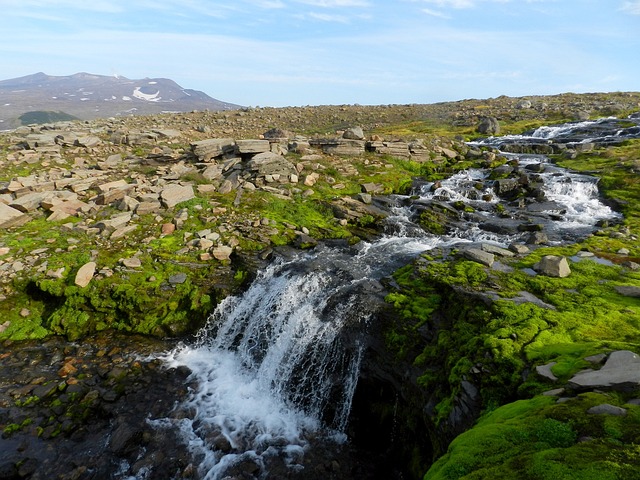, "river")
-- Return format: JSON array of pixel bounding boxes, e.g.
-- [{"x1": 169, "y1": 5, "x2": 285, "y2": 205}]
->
[{"x1": 154, "y1": 115, "x2": 639, "y2": 479}]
